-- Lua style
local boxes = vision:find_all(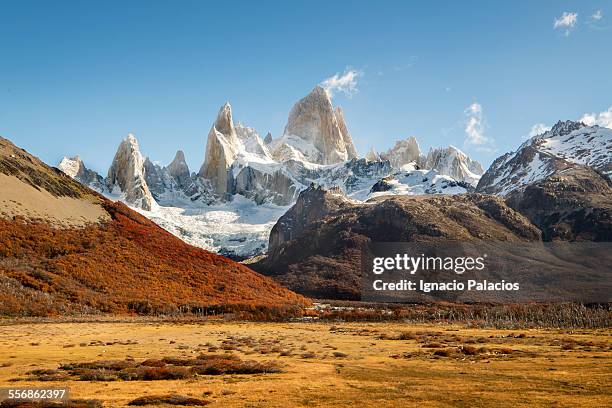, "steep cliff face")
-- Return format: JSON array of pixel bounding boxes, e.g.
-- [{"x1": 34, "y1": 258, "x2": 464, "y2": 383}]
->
[
  {"x1": 166, "y1": 150, "x2": 190, "y2": 184},
  {"x1": 334, "y1": 106, "x2": 359, "y2": 160},
  {"x1": 267, "y1": 185, "x2": 352, "y2": 259},
  {"x1": 107, "y1": 134, "x2": 156, "y2": 211},
  {"x1": 505, "y1": 165, "x2": 612, "y2": 241},
  {"x1": 199, "y1": 103, "x2": 240, "y2": 197},
  {"x1": 272, "y1": 86, "x2": 358, "y2": 165}
]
